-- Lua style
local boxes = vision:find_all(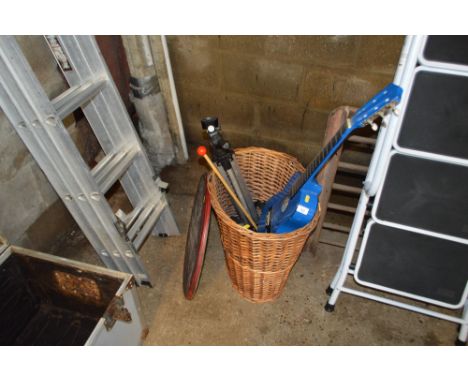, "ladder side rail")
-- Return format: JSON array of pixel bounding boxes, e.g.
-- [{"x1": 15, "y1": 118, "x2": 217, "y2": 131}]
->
[
  {"x1": 364, "y1": 35, "x2": 424, "y2": 196},
  {"x1": 55, "y1": 35, "x2": 179, "y2": 236},
  {"x1": 0, "y1": 81, "x2": 114, "y2": 271},
  {"x1": 54, "y1": 36, "x2": 159, "y2": 205},
  {"x1": 0, "y1": 37, "x2": 117, "y2": 268}
]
